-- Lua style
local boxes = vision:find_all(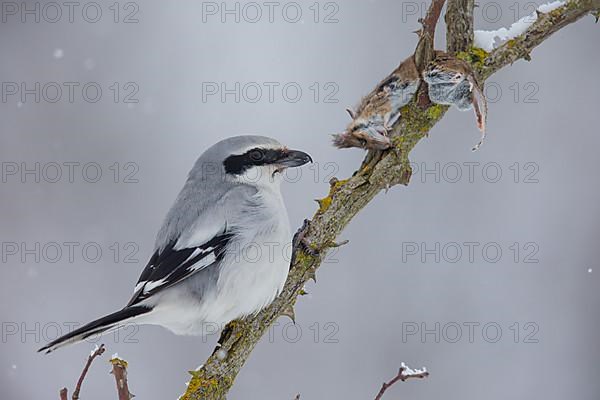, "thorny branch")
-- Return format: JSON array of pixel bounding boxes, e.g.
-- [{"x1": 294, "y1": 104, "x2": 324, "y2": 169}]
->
[
  {"x1": 177, "y1": 1, "x2": 599, "y2": 398},
  {"x1": 373, "y1": 363, "x2": 430, "y2": 400}
]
